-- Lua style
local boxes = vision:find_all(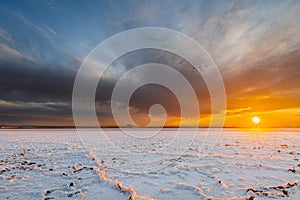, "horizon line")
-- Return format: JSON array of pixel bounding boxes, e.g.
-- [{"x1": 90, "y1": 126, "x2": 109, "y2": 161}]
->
[{"x1": 0, "y1": 125, "x2": 299, "y2": 129}]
